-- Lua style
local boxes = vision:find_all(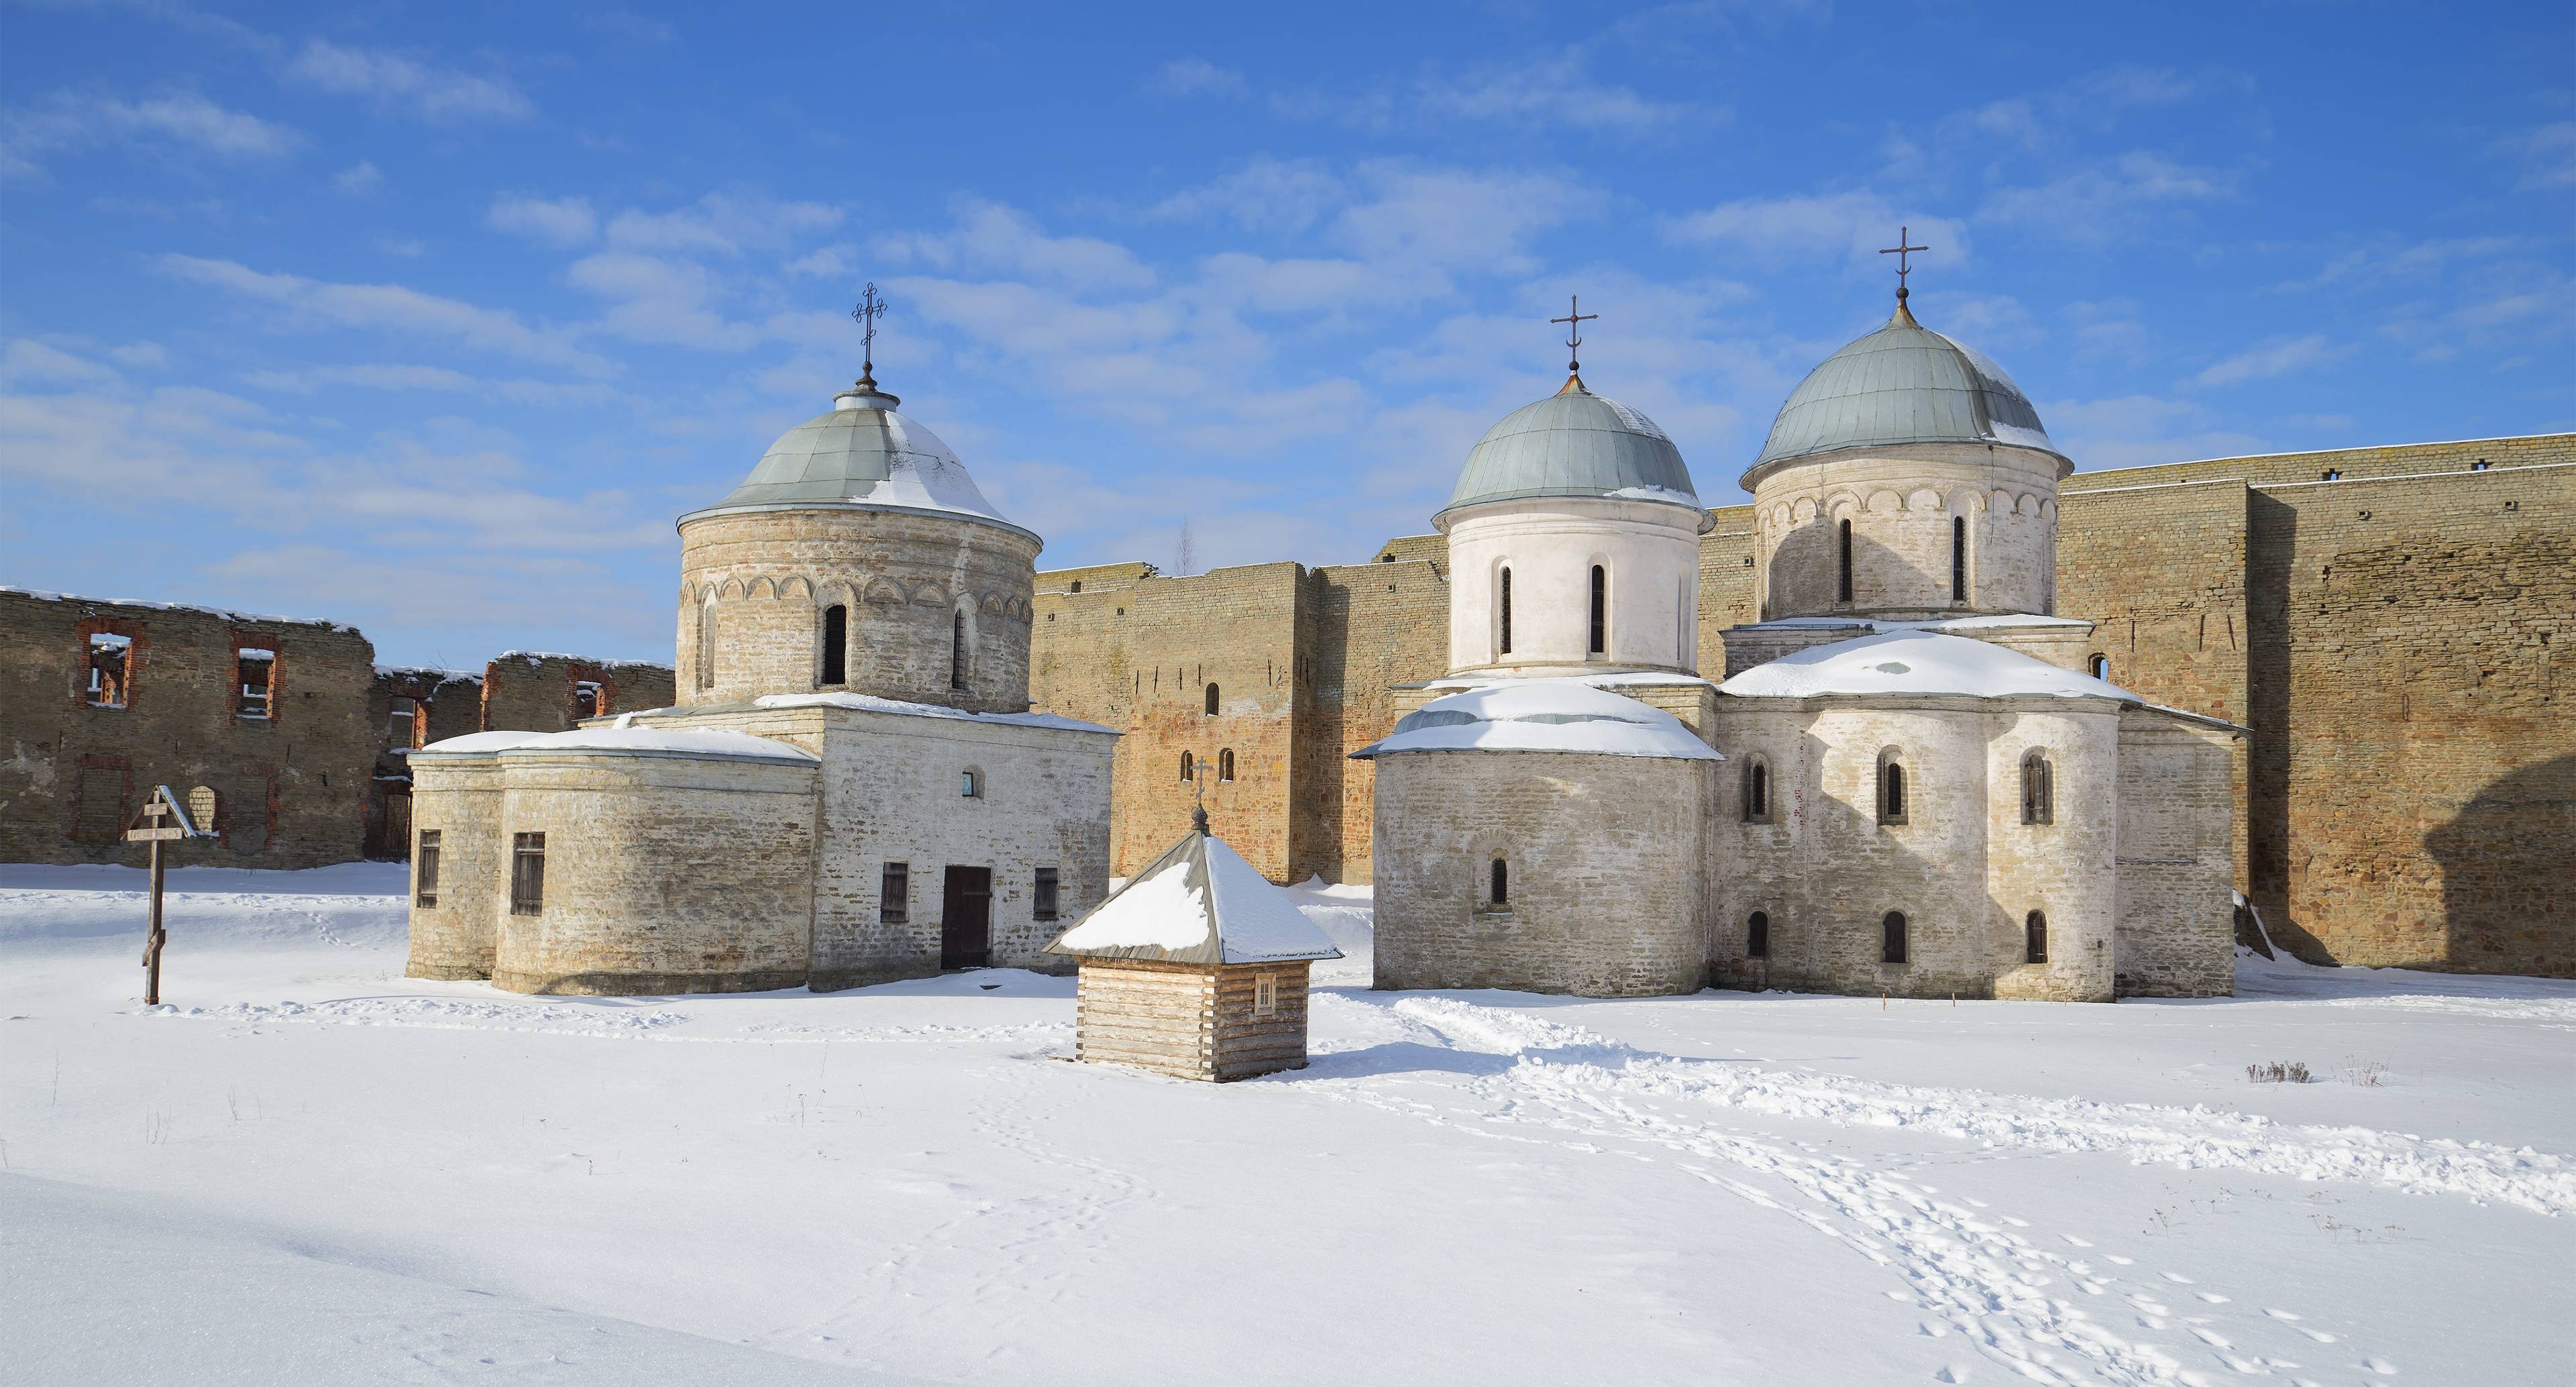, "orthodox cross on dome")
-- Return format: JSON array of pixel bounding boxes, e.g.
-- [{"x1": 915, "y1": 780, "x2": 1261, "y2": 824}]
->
[
  {"x1": 1878, "y1": 226, "x2": 1929, "y2": 304},
  {"x1": 1550, "y1": 294, "x2": 1597, "y2": 376},
  {"x1": 850, "y1": 282, "x2": 889, "y2": 388}
]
